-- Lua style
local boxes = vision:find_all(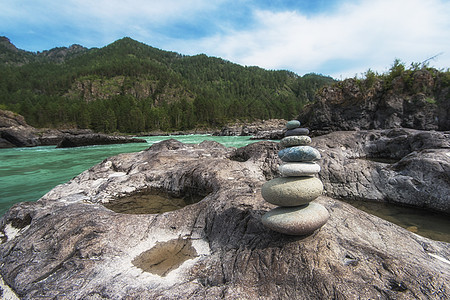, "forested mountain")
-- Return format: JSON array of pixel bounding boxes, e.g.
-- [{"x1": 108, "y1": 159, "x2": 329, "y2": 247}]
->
[{"x1": 0, "y1": 36, "x2": 334, "y2": 132}]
